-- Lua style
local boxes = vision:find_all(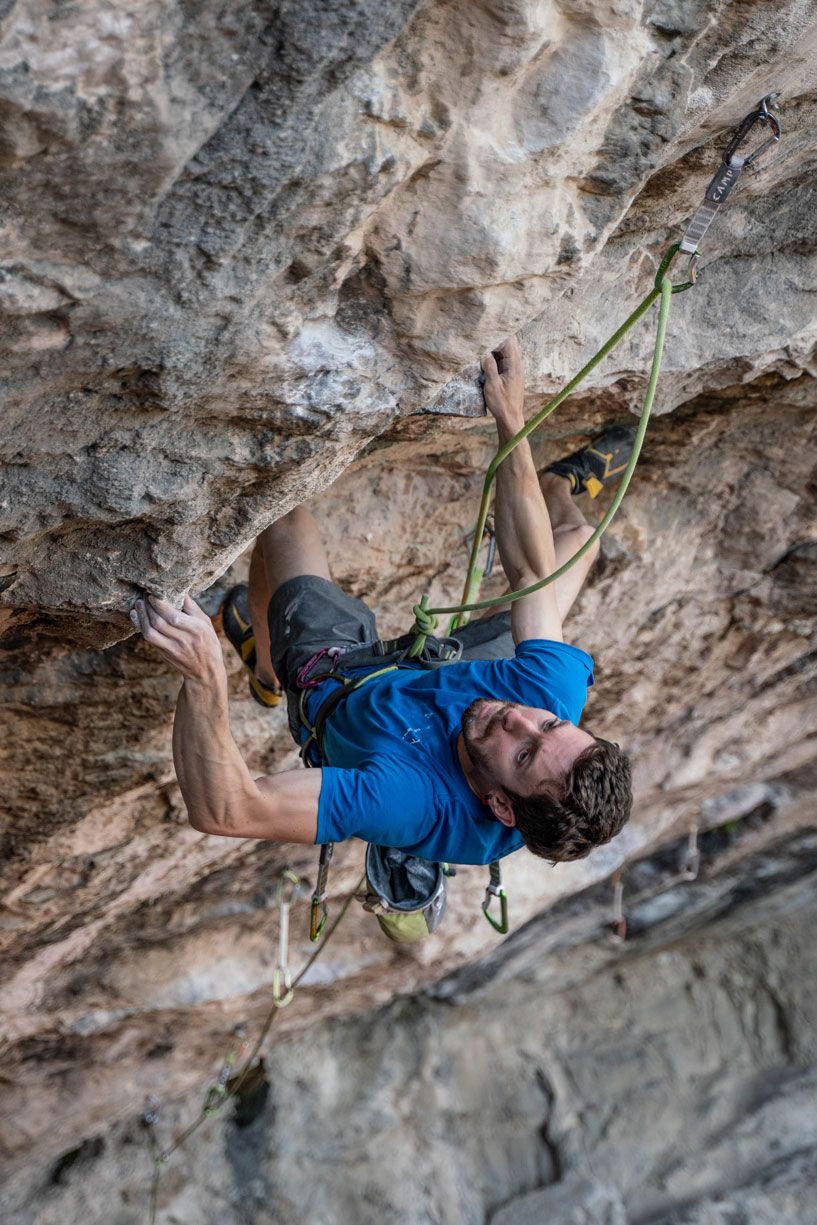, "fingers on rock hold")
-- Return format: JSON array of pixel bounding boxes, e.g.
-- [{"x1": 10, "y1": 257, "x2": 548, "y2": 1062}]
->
[
  {"x1": 183, "y1": 593, "x2": 205, "y2": 620},
  {"x1": 481, "y1": 352, "x2": 499, "y2": 380}
]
